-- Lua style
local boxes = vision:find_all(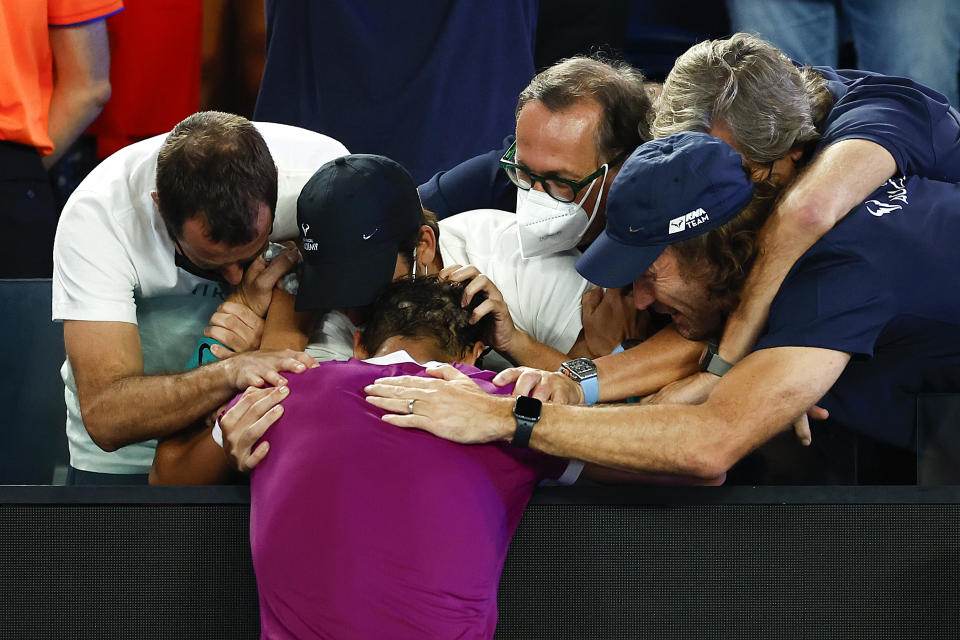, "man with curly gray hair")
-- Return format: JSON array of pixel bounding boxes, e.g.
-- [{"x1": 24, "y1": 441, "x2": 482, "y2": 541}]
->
[{"x1": 647, "y1": 32, "x2": 960, "y2": 408}]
